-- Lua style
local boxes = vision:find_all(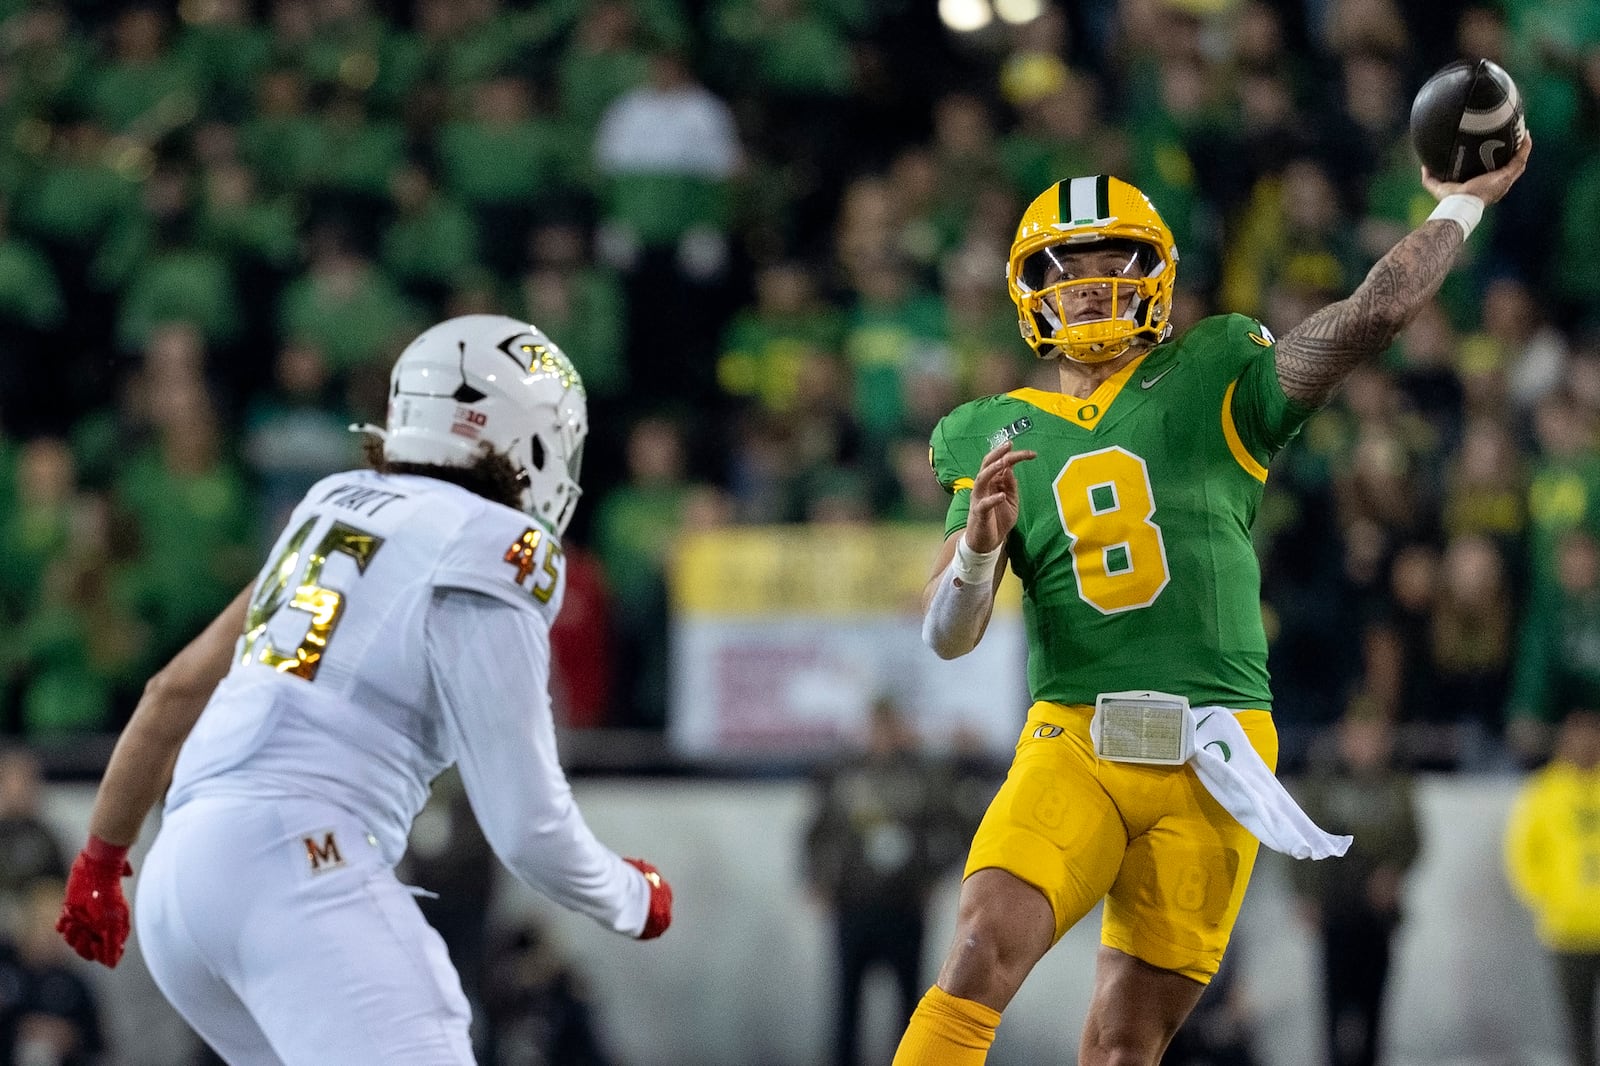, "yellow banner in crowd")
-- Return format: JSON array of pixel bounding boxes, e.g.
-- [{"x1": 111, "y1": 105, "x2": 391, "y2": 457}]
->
[{"x1": 670, "y1": 525, "x2": 1023, "y2": 616}]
